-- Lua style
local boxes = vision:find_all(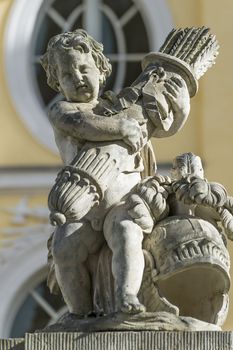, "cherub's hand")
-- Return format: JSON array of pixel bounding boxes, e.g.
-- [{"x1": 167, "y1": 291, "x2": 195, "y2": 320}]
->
[
  {"x1": 163, "y1": 75, "x2": 190, "y2": 117},
  {"x1": 119, "y1": 118, "x2": 146, "y2": 152}
]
